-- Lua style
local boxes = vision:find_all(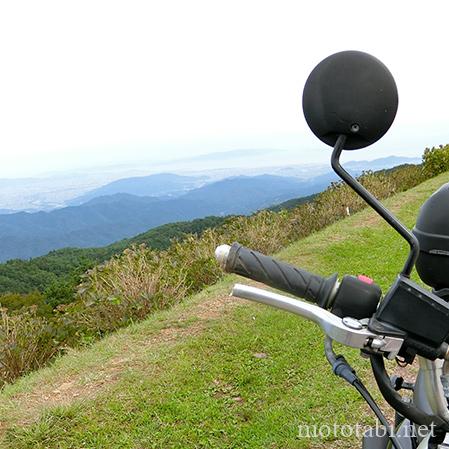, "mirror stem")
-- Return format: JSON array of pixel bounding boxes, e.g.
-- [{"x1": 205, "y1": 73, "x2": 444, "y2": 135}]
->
[{"x1": 331, "y1": 134, "x2": 419, "y2": 278}]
